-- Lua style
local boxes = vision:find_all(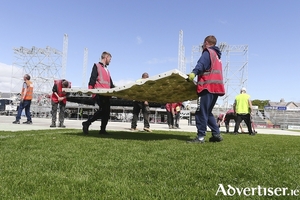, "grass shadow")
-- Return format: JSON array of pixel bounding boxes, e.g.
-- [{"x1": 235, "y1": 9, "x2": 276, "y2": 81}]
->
[{"x1": 64, "y1": 129, "x2": 192, "y2": 141}]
